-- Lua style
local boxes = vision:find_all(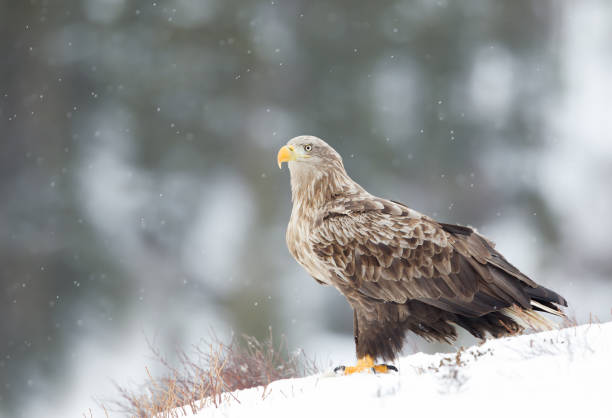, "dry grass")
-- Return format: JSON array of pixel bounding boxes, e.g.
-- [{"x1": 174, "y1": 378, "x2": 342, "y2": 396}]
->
[{"x1": 103, "y1": 330, "x2": 317, "y2": 418}]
